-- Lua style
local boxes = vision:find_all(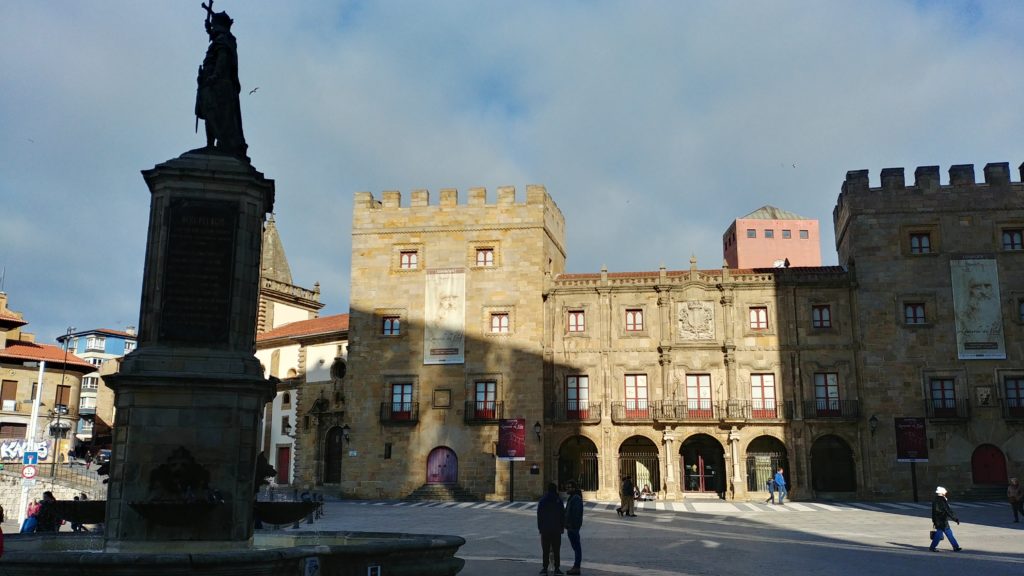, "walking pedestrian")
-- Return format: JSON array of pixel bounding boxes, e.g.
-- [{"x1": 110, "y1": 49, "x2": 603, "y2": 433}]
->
[
  {"x1": 70, "y1": 495, "x2": 84, "y2": 533},
  {"x1": 773, "y1": 467, "x2": 788, "y2": 505},
  {"x1": 1007, "y1": 478, "x2": 1023, "y2": 523},
  {"x1": 564, "y1": 480, "x2": 583, "y2": 575},
  {"x1": 537, "y1": 482, "x2": 565, "y2": 576},
  {"x1": 618, "y1": 475, "x2": 636, "y2": 517},
  {"x1": 929, "y1": 486, "x2": 962, "y2": 552},
  {"x1": 765, "y1": 477, "x2": 775, "y2": 503}
]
